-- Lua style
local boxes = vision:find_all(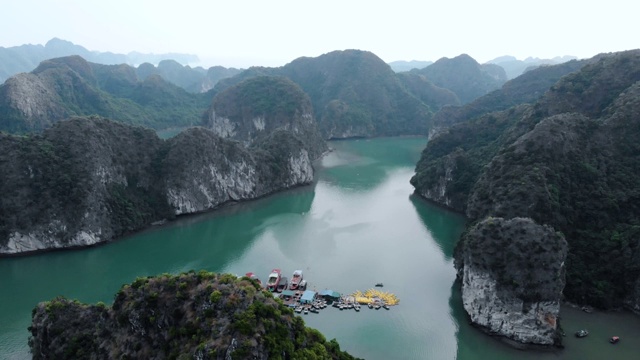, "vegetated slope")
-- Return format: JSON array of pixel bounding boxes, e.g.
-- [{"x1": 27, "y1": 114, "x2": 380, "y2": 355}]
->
[
  {"x1": 29, "y1": 271, "x2": 358, "y2": 359},
  {"x1": 0, "y1": 116, "x2": 317, "y2": 255},
  {"x1": 412, "y1": 49, "x2": 640, "y2": 309},
  {"x1": 429, "y1": 59, "x2": 588, "y2": 135},
  {"x1": 0, "y1": 37, "x2": 198, "y2": 84},
  {"x1": 205, "y1": 76, "x2": 327, "y2": 159},
  {"x1": 0, "y1": 56, "x2": 211, "y2": 133},
  {"x1": 215, "y1": 50, "x2": 433, "y2": 138},
  {"x1": 411, "y1": 59, "x2": 589, "y2": 210},
  {"x1": 411, "y1": 54, "x2": 507, "y2": 104},
  {"x1": 396, "y1": 72, "x2": 461, "y2": 111}
]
